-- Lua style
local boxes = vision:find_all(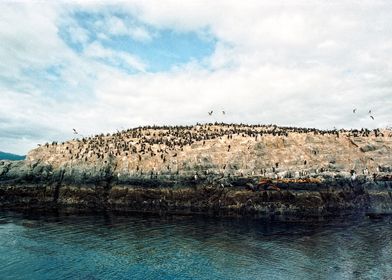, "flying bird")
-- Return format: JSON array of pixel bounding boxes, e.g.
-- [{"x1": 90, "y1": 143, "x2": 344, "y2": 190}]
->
[
  {"x1": 222, "y1": 111, "x2": 226, "y2": 115},
  {"x1": 370, "y1": 116, "x2": 374, "y2": 120},
  {"x1": 208, "y1": 111, "x2": 213, "y2": 116},
  {"x1": 368, "y1": 110, "x2": 372, "y2": 114},
  {"x1": 73, "y1": 128, "x2": 78, "y2": 134},
  {"x1": 353, "y1": 108, "x2": 357, "y2": 113}
]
